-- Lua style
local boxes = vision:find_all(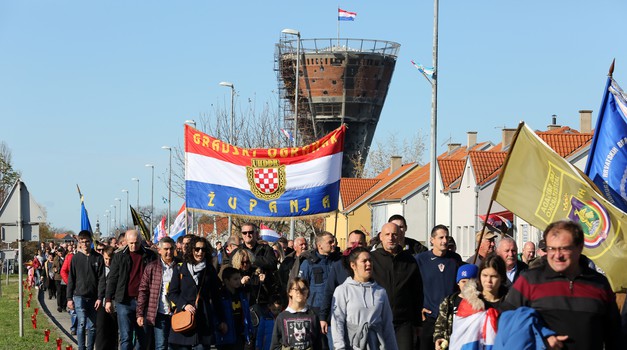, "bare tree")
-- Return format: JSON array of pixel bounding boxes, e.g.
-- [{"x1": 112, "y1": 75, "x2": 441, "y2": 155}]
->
[
  {"x1": 360, "y1": 131, "x2": 427, "y2": 178},
  {"x1": 0, "y1": 141, "x2": 21, "y2": 204}
]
